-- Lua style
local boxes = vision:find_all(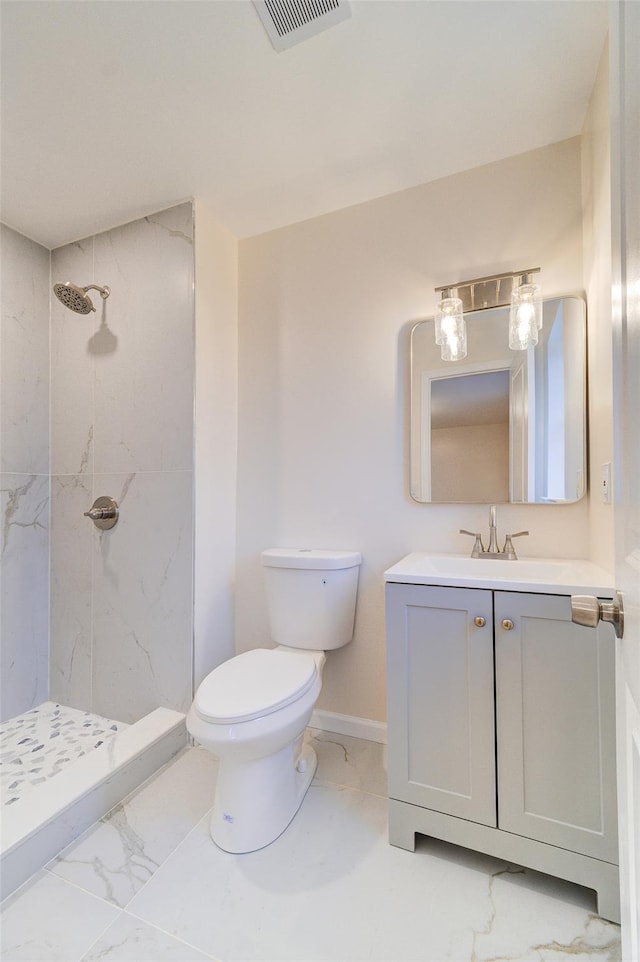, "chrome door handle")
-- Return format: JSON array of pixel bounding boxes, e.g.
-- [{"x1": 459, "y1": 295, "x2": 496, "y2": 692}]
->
[{"x1": 571, "y1": 591, "x2": 624, "y2": 639}]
